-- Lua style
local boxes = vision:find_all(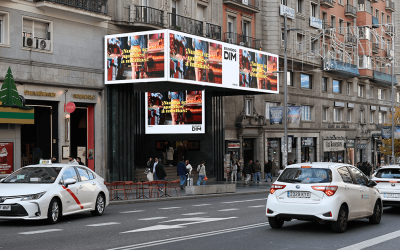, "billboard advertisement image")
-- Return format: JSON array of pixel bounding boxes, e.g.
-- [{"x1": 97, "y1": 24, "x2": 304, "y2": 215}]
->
[
  {"x1": 0, "y1": 142, "x2": 13, "y2": 175},
  {"x1": 146, "y1": 90, "x2": 204, "y2": 134}
]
